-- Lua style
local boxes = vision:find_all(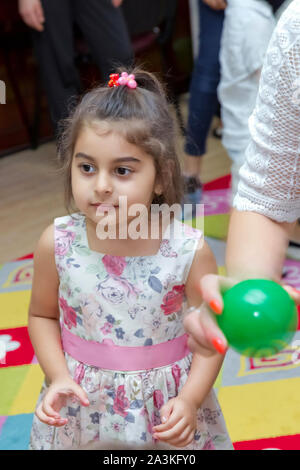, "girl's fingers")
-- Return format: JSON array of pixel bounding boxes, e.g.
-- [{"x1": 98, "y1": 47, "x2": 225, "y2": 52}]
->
[
  {"x1": 153, "y1": 415, "x2": 178, "y2": 433},
  {"x1": 42, "y1": 394, "x2": 62, "y2": 419},
  {"x1": 38, "y1": 414, "x2": 67, "y2": 427},
  {"x1": 36, "y1": 381, "x2": 90, "y2": 427},
  {"x1": 166, "y1": 429, "x2": 194, "y2": 448},
  {"x1": 153, "y1": 412, "x2": 181, "y2": 433},
  {"x1": 159, "y1": 400, "x2": 174, "y2": 426},
  {"x1": 36, "y1": 402, "x2": 68, "y2": 427},
  {"x1": 178, "y1": 431, "x2": 195, "y2": 448},
  {"x1": 66, "y1": 383, "x2": 89, "y2": 406},
  {"x1": 73, "y1": 386, "x2": 90, "y2": 406},
  {"x1": 47, "y1": 417, "x2": 68, "y2": 427},
  {"x1": 35, "y1": 404, "x2": 49, "y2": 423},
  {"x1": 153, "y1": 406, "x2": 181, "y2": 433},
  {"x1": 166, "y1": 425, "x2": 192, "y2": 447},
  {"x1": 35, "y1": 405, "x2": 59, "y2": 426},
  {"x1": 41, "y1": 385, "x2": 88, "y2": 423},
  {"x1": 53, "y1": 386, "x2": 89, "y2": 408},
  {"x1": 153, "y1": 417, "x2": 186, "y2": 441},
  {"x1": 52, "y1": 418, "x2": 68, "y2": 427}
]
